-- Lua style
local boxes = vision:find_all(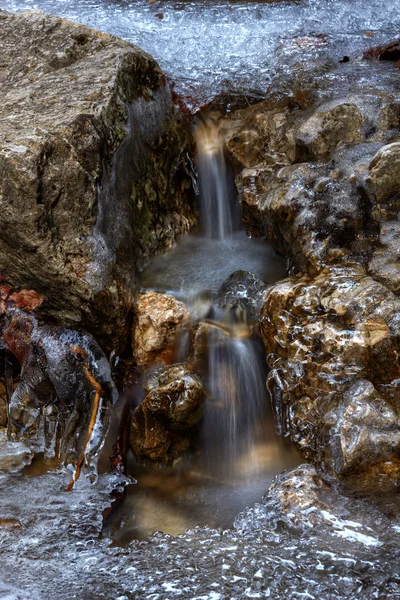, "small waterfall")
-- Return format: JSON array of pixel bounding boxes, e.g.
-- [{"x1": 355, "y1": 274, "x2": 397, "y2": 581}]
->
[
  {"x1": 199, "y1": 315, "x2": 269, "y2": 478},
  {"x1": 195, "y1": 117, "x2": 241, "y2": 239}
]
